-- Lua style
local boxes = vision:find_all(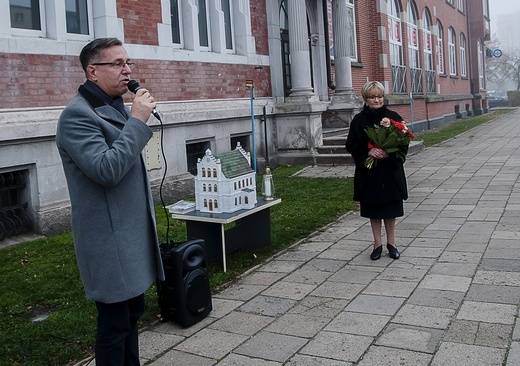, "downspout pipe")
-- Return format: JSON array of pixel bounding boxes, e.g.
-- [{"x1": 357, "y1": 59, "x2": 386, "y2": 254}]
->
[
  {"x1": 322, "y1": 0, "x2": 336, "y2": 91},
  {"x1": 465, "y1": 0, "x2": 477, "y2": 111}
]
